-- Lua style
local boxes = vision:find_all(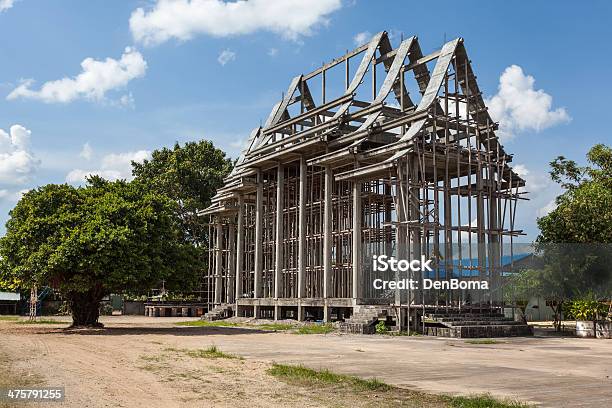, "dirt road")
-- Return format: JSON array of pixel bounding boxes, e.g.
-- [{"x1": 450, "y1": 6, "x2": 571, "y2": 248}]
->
[{"x1": 1, "y1": 316, "x2": 610, "y2": 407}]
